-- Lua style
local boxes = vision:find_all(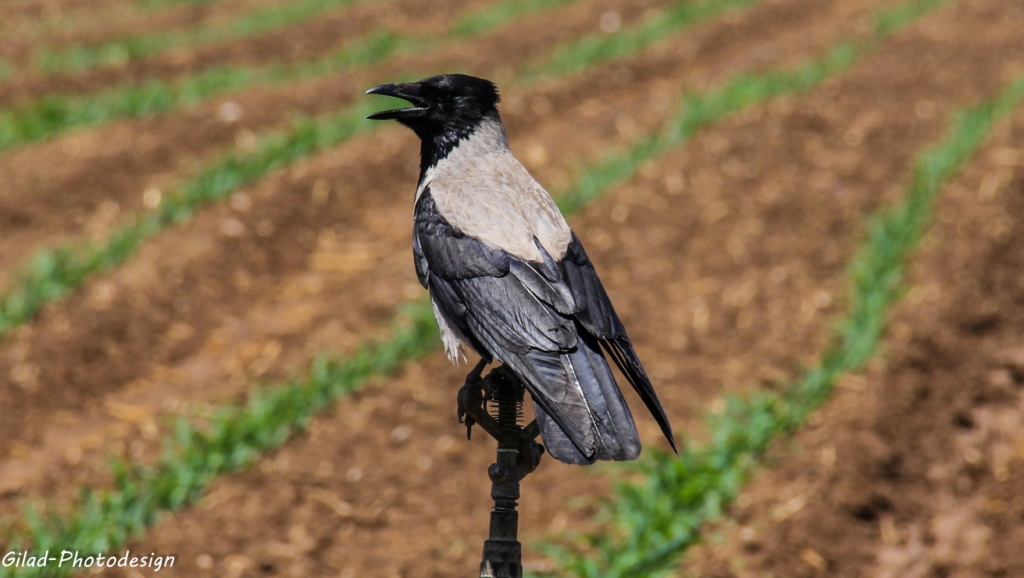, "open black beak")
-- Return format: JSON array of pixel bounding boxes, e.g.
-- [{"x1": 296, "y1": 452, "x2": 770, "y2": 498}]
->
[{"x1": 365, "y1": 83, "x2": 429, "y2": 121}]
